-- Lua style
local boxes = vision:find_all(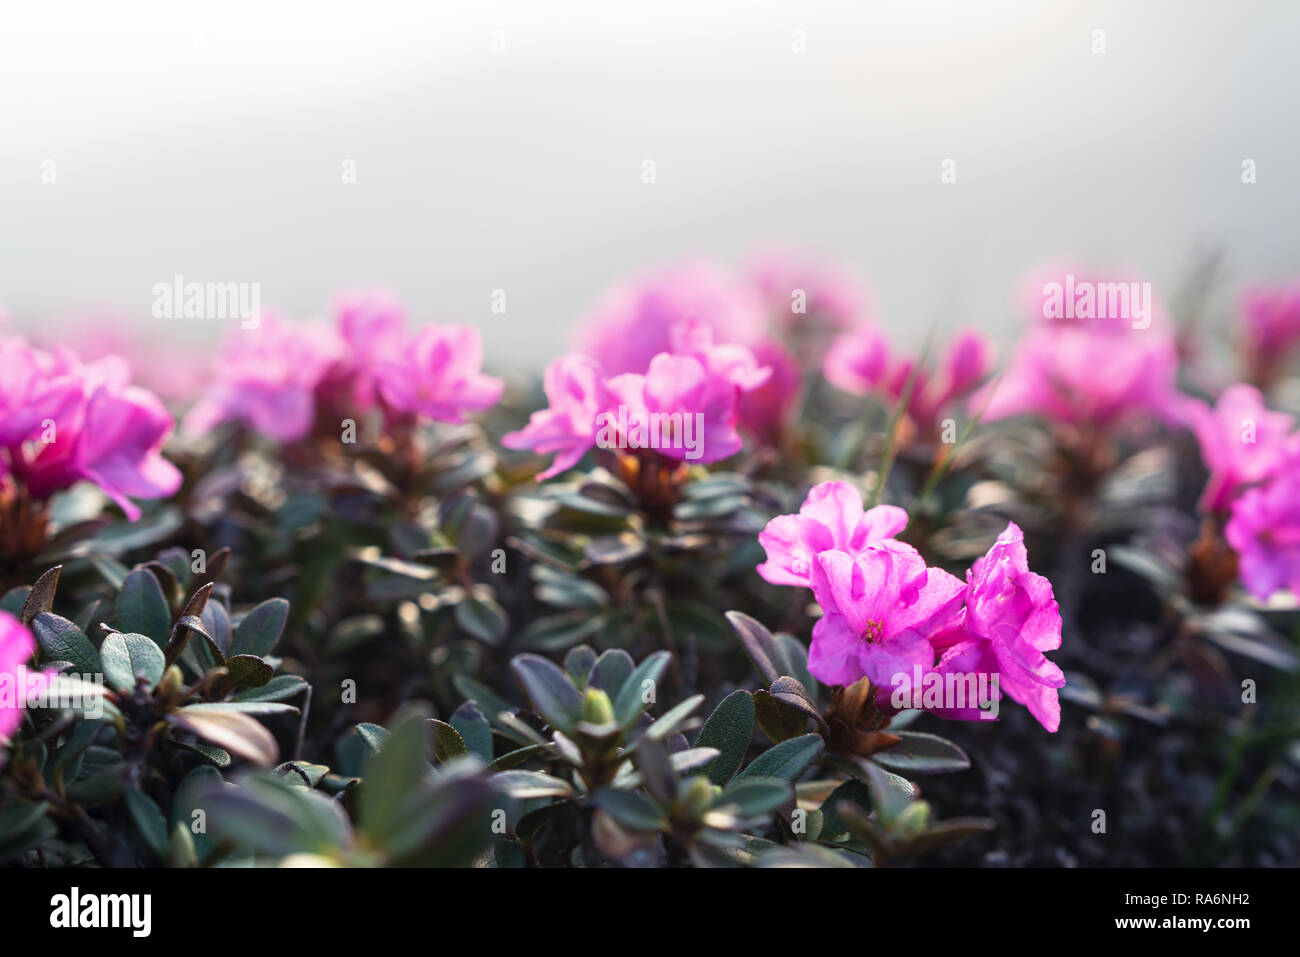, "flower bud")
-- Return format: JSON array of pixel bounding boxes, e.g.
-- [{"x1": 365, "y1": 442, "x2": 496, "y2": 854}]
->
[{"x1": 581, "y1": 687, "x2": 615, "y2": 726}]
